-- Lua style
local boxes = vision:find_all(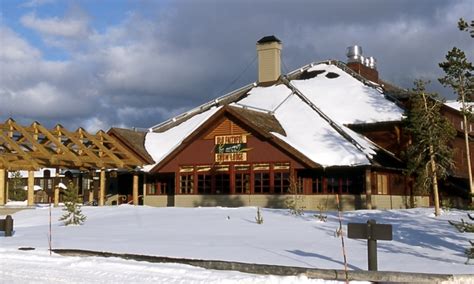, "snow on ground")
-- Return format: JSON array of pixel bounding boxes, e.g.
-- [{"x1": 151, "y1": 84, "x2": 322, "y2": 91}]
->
[
  {"x1": 0, "y1": 206, "x2": 473, "y2": 283},
  {"x1": 0, "y1": 249, "x2": 331, "y2": 284}
]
